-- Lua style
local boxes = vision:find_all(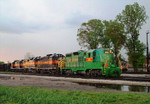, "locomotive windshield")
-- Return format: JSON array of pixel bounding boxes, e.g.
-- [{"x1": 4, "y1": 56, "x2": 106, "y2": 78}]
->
[
  {"x1": 104, "y1": 49, "x2": 114, "y2": 54},
  {"x1": 104, "y1": 51, "x2": 109, "y2": 54}
]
